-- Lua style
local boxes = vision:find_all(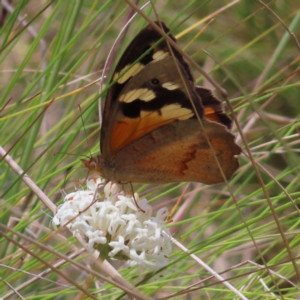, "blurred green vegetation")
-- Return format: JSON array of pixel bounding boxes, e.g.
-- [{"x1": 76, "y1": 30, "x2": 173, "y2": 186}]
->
[{"x1": 0, "y1": 1, "x2": 299, "y2": 299}]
